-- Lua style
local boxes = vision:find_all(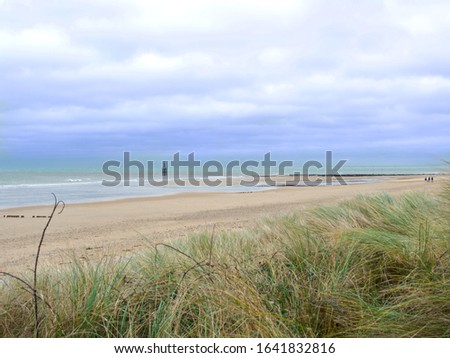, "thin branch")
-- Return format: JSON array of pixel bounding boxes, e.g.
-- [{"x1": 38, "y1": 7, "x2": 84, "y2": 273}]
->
[
  {"x1": 1, "y1": 193, "x2": 64, "y2": 338},
  {"x1": 0, "y1": 272, "x2": 34, "y2": 292},
  {"x1": 33, "y1": 193, "x2": 65, "y2": 338},
  {"x1": 0, "y1": 274, "x2": 52, "y2": 310},
  {"x1": 172, "y1": 262, "x2": 203, "y2": 299}
]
